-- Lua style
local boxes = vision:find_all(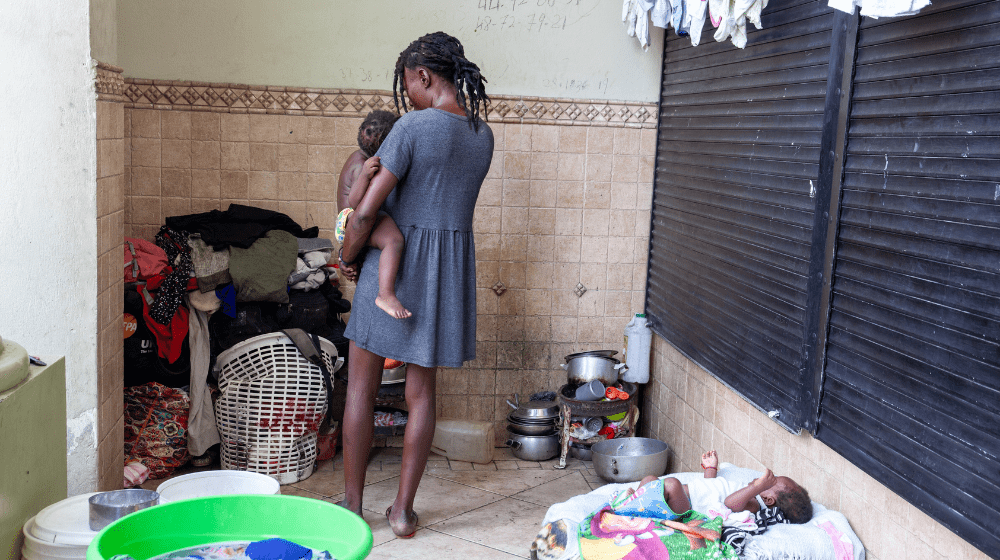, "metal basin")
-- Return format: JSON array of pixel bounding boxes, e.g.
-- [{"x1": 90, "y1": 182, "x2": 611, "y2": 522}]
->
[
  {"x1": 507, "y1": 398, "x2": 560, "y2": 421},
  {"x1": 89, "y1": 489, "x2": 159, "y2": 531},
  {"x1": 591, "y1": 437, "x2": 670, "y2": 483}
]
